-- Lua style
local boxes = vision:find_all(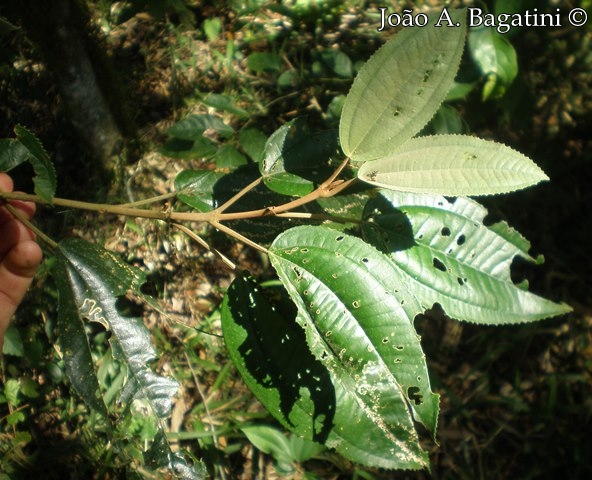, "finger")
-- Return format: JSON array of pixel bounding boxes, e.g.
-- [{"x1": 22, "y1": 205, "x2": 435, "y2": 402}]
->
[
  {"x1": 0, "y1": 240, "x2": 43, "y2": 351},
  {"x1": 1, "y1": 175, "x2": 36, "y2": 224},
  {"x1": 0, "y1": 173, "x2": 14, "y2": 192},
  {"x1": 0, "y1": 218, "x2": 36, "y2": 256},
  {"x1": 0, "y1": 239, "x2": 43, "y2": 304}
]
